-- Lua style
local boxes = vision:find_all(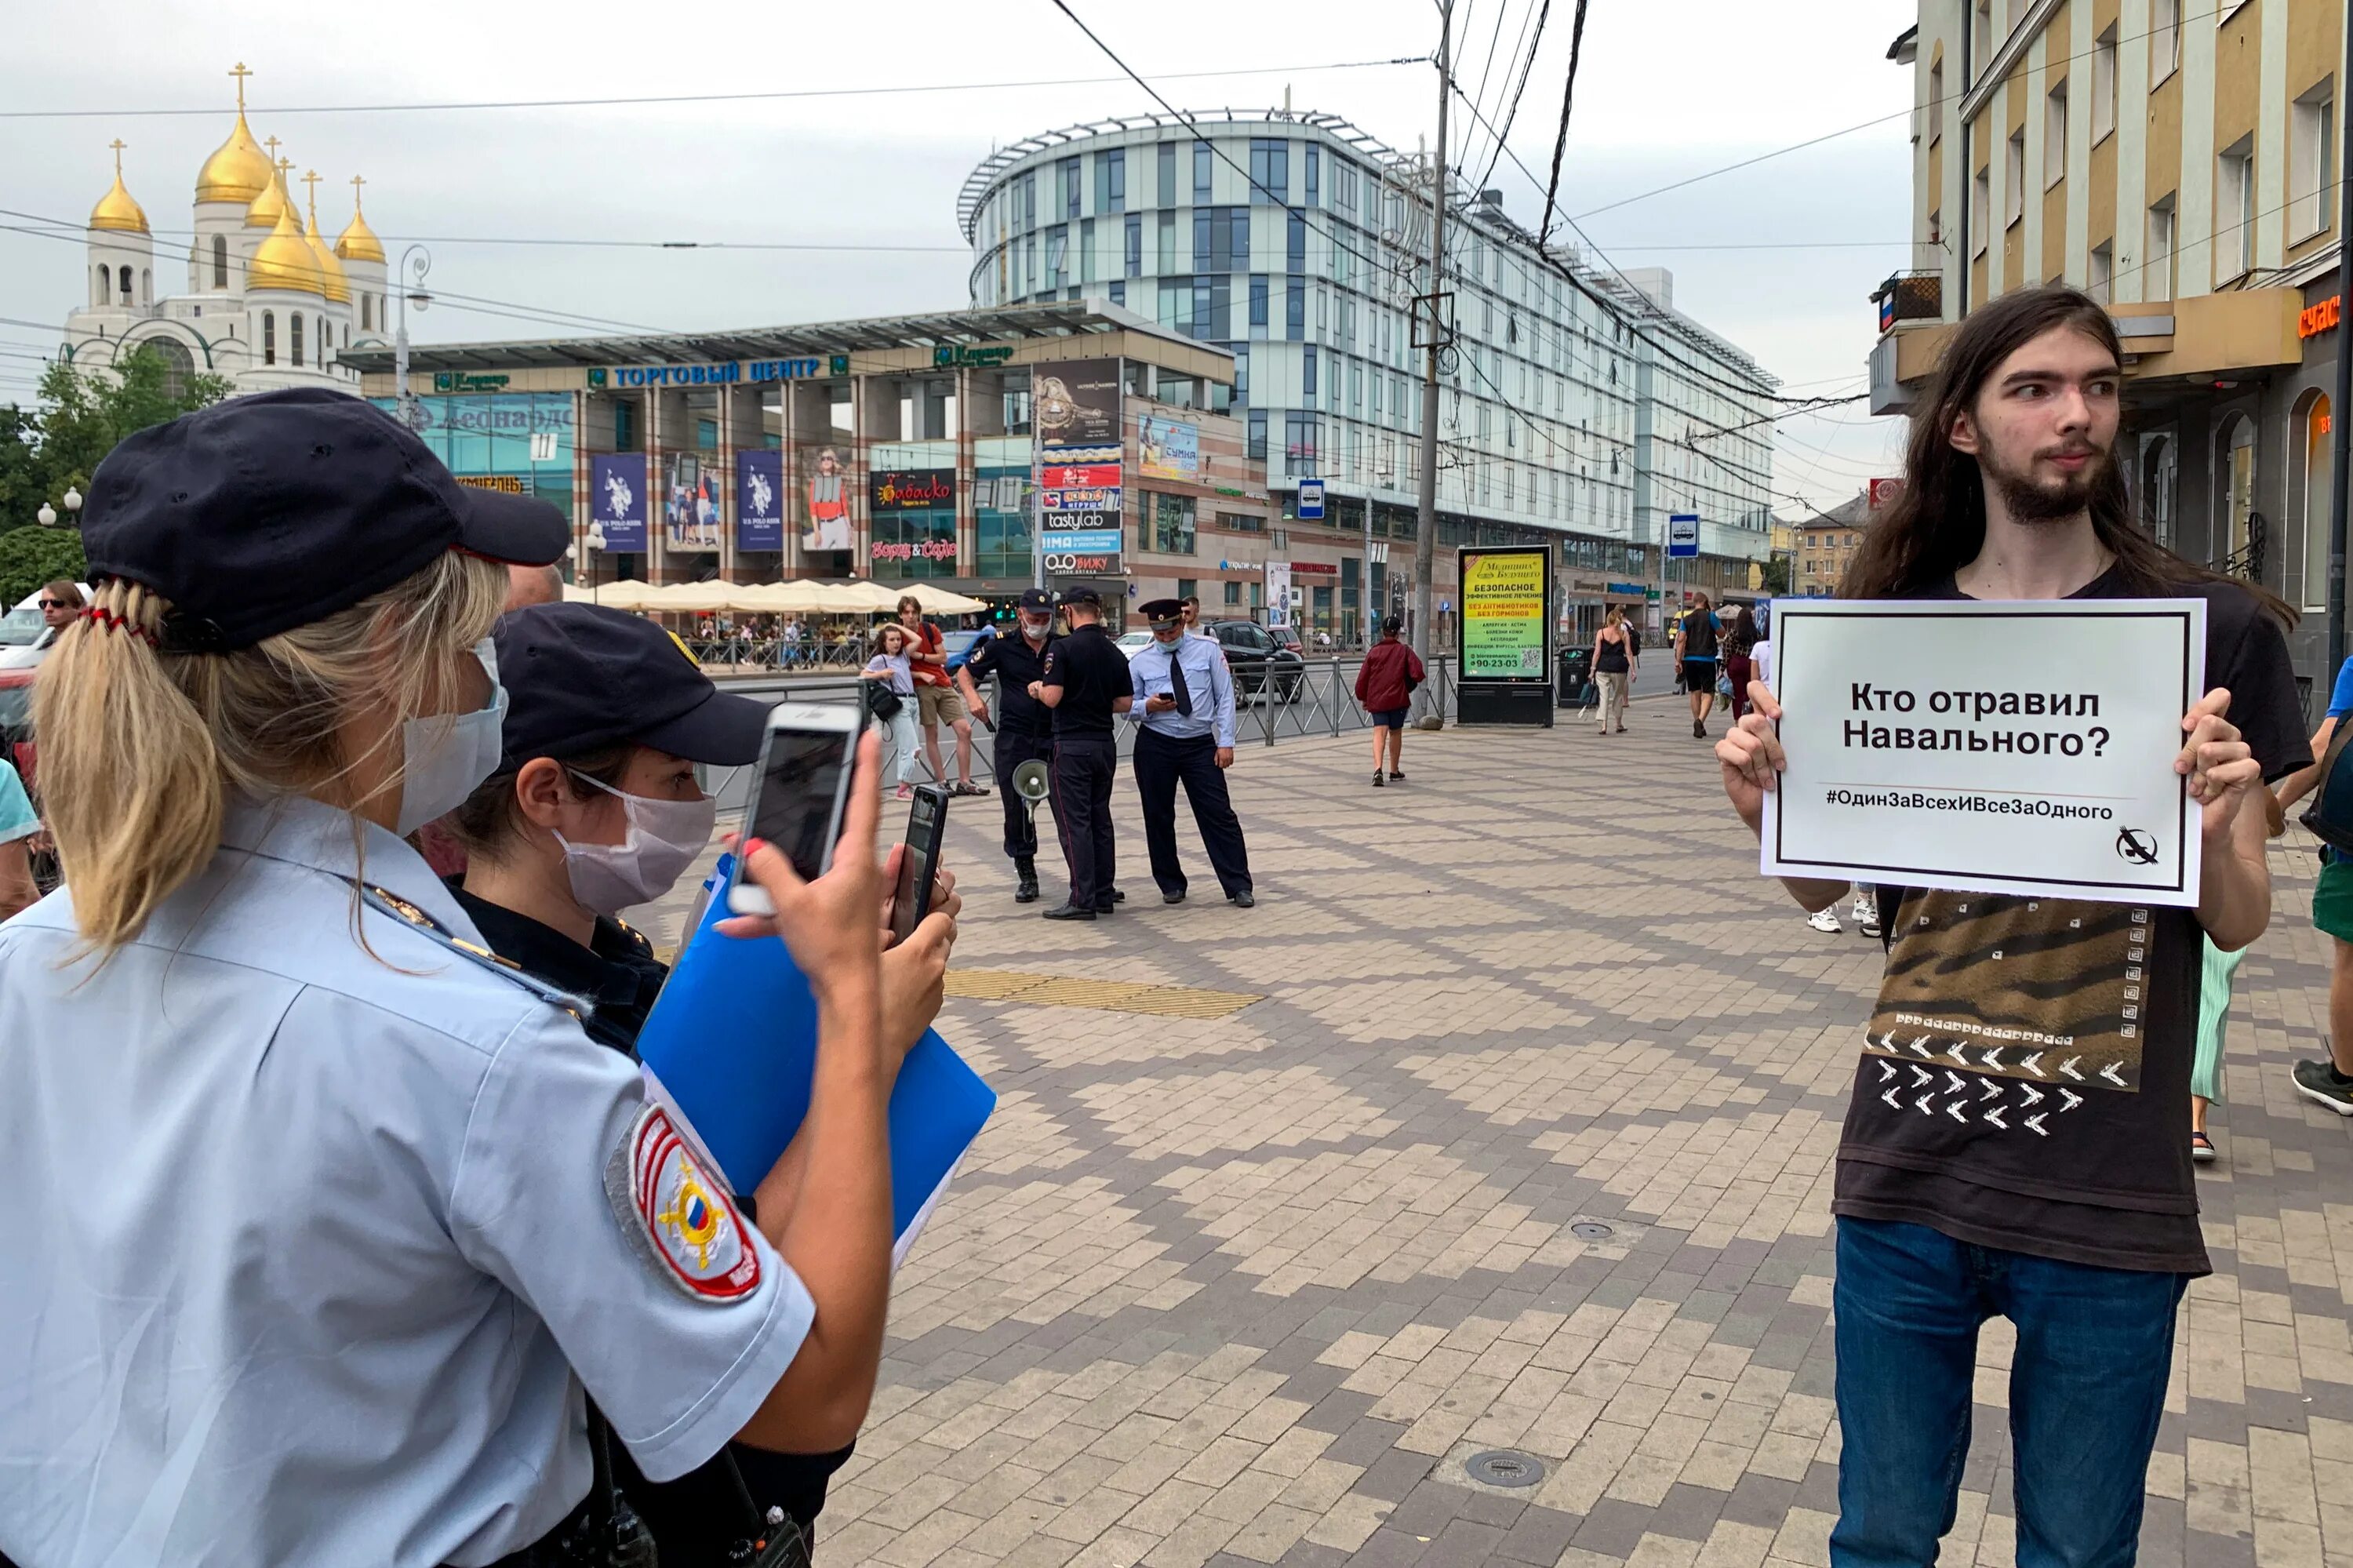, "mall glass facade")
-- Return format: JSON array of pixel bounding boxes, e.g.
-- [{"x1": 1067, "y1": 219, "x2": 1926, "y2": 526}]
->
[{"x1": 369, "y1": 393, "x2": 576, "y2": 520}]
